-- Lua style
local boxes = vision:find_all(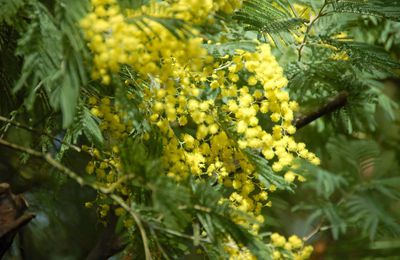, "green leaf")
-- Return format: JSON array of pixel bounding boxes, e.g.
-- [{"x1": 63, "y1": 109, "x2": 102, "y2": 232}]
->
[
  {"x1": 234, "y1": 0, "x2": 305, "y2": 46},
  {"x1": 0, "y1": 0, "x2": 25, "y2": 24},
  {"x1": 60, "y1": 79, "x2": 79, "y2": 127},
  {"x1": 346, "y1": 194, "x2": 400, "y2": 240},
  {"x1": 12, "y1": 2, "x2": 88, "y2": 127},
  {"x1": 322, "y1": 202, "x2": 347, "y2": 240},
  {"x1": 152, "y1": 177, "x2": 192, "y2": 231},
  {"x1": 244, "y1": 149, "x2": 293, "y2": 191},
  {"x1": 329, "y1": 0, "x2": 400, "y2": 21},
  {"x1": 303, "y1": 162, "x2": 348, "y2": 199},
  {"x1": 82, "y1": 107, "x2": 104, "y2": 146}
]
